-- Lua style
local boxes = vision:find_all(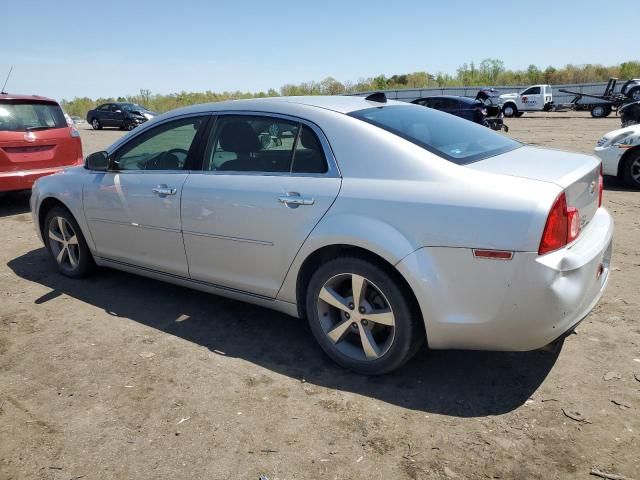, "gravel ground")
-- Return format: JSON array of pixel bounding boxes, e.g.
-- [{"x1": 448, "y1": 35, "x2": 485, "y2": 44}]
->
[{"x1": 1, "y1": 113, "x2": 639, "y2": 480}]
